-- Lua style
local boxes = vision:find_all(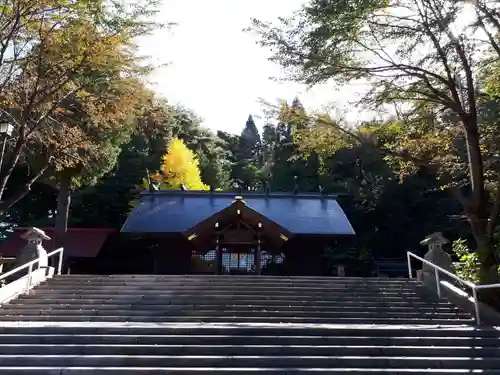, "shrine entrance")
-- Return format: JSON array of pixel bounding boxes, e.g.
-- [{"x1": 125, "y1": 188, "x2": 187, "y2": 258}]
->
[
  {"x1": 190, "y1": 218, "x2": 263, "y2": 275},
  {"x1": 187, "y1": 197, "x2": 290, "y2": 275},
  {"x1": 191, "y1": 248, "x2": 286, "y2": 275},
  {"x1": 217, "y1": 220, "x2": 259, "y2": 275},
  {"x1": 191, "y1": 248, "x2": 257, "y2": 275}
]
